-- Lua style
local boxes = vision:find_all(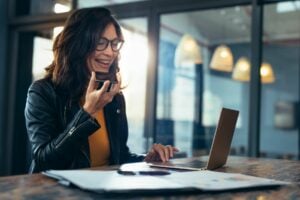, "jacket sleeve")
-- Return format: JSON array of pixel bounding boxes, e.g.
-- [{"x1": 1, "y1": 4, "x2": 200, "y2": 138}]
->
[
  {"x1": 25, "y1": 81, "x2": 99, "y2": 171},
  {"x1": 117, "y1": 93, "x2": 145, "y2": 164}
]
